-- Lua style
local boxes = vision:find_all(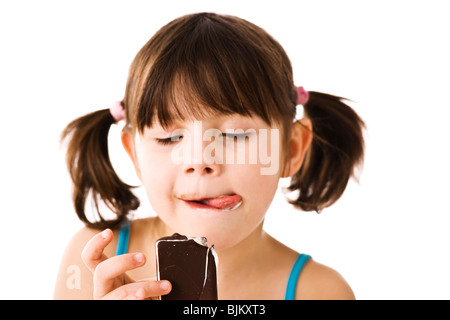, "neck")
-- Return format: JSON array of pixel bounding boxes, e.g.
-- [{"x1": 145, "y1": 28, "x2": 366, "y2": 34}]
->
[{"x1": 214, "y1": 222, "x2": 268, "y2": 297}]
